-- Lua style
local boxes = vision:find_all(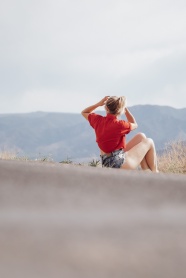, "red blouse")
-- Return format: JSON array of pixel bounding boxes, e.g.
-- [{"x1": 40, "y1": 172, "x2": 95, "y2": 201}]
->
[{"x1": 88, "y1": 113, "x2": 131, "y2": 153}]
